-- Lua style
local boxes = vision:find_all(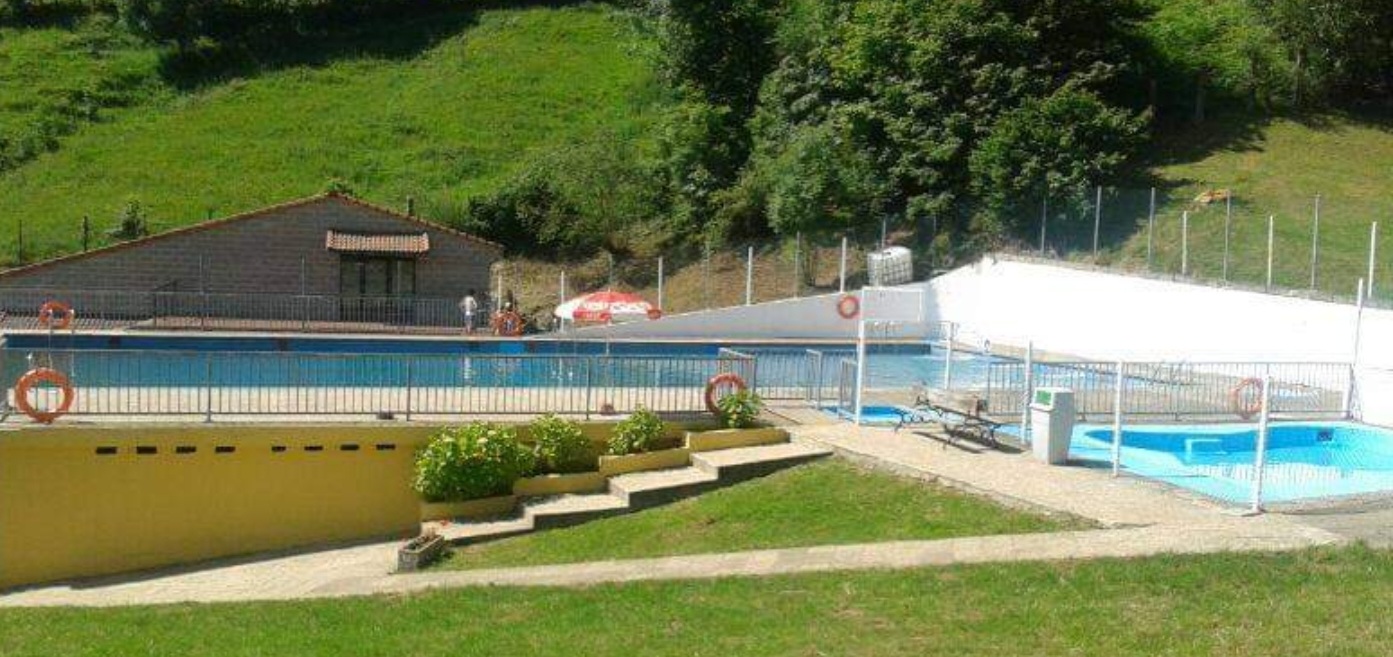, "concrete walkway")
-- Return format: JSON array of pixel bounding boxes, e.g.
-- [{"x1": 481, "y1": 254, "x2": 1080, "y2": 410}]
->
[{"x1": 0, "y1": 424, "x2": 1351, "y2": 608}]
